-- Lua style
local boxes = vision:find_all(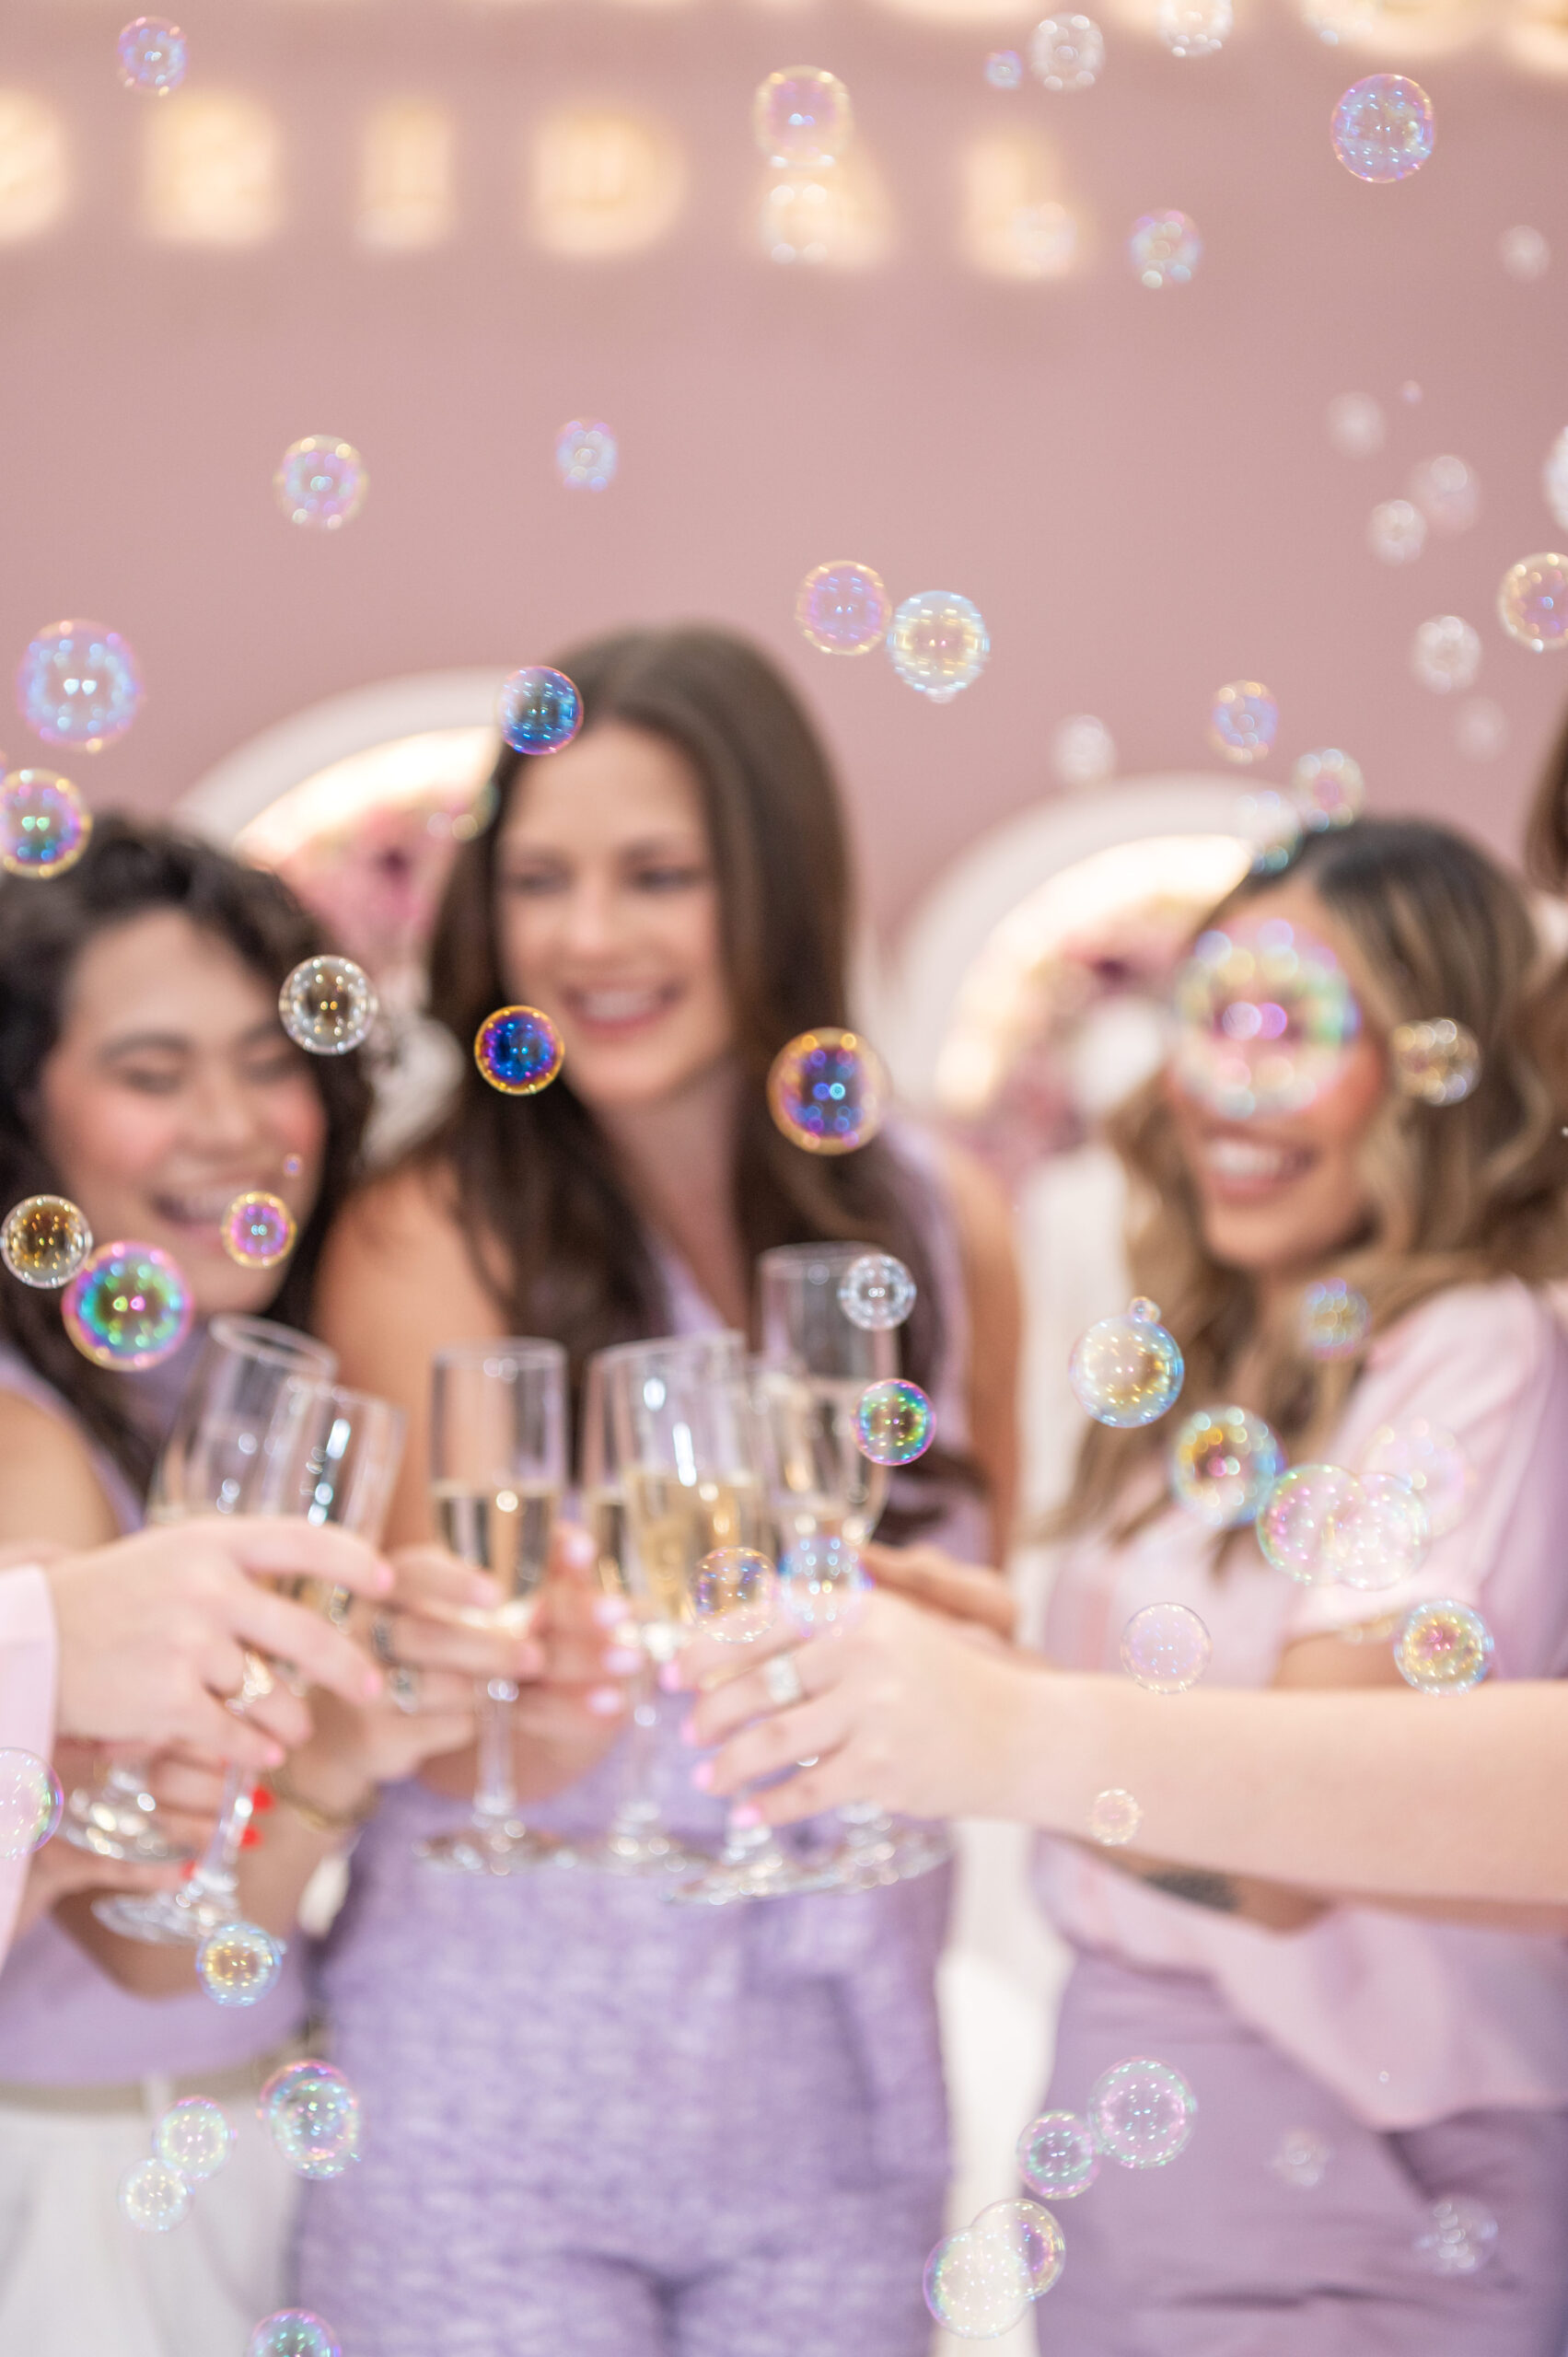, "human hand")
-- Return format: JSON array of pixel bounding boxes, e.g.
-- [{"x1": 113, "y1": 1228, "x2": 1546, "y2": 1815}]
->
[
  {"x1": 513, "y1": 1523, "x2": 642, "y2": 1749},
  {"x1": 16, "y1": 1744, "x2": 225, "y2": 1940},
  {"x1": 862, "y1": 1541, "x2": 1018, "y2": 1644}
]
